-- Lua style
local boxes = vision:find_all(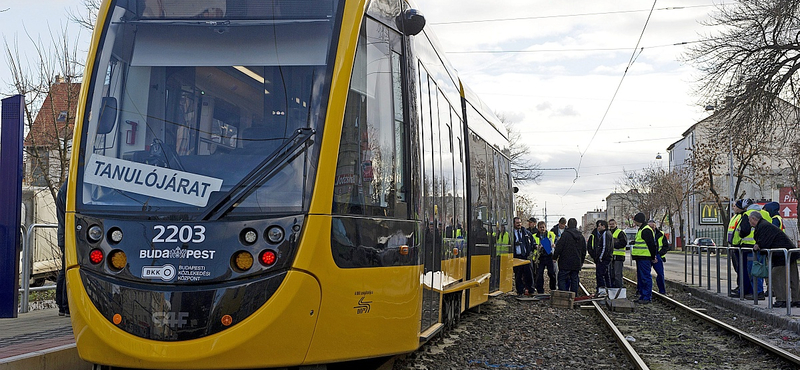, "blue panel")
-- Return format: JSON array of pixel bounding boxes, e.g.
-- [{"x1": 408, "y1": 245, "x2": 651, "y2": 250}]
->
[{"x1": 0, "y1": 95, "x2": 24, "y2": 318}]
